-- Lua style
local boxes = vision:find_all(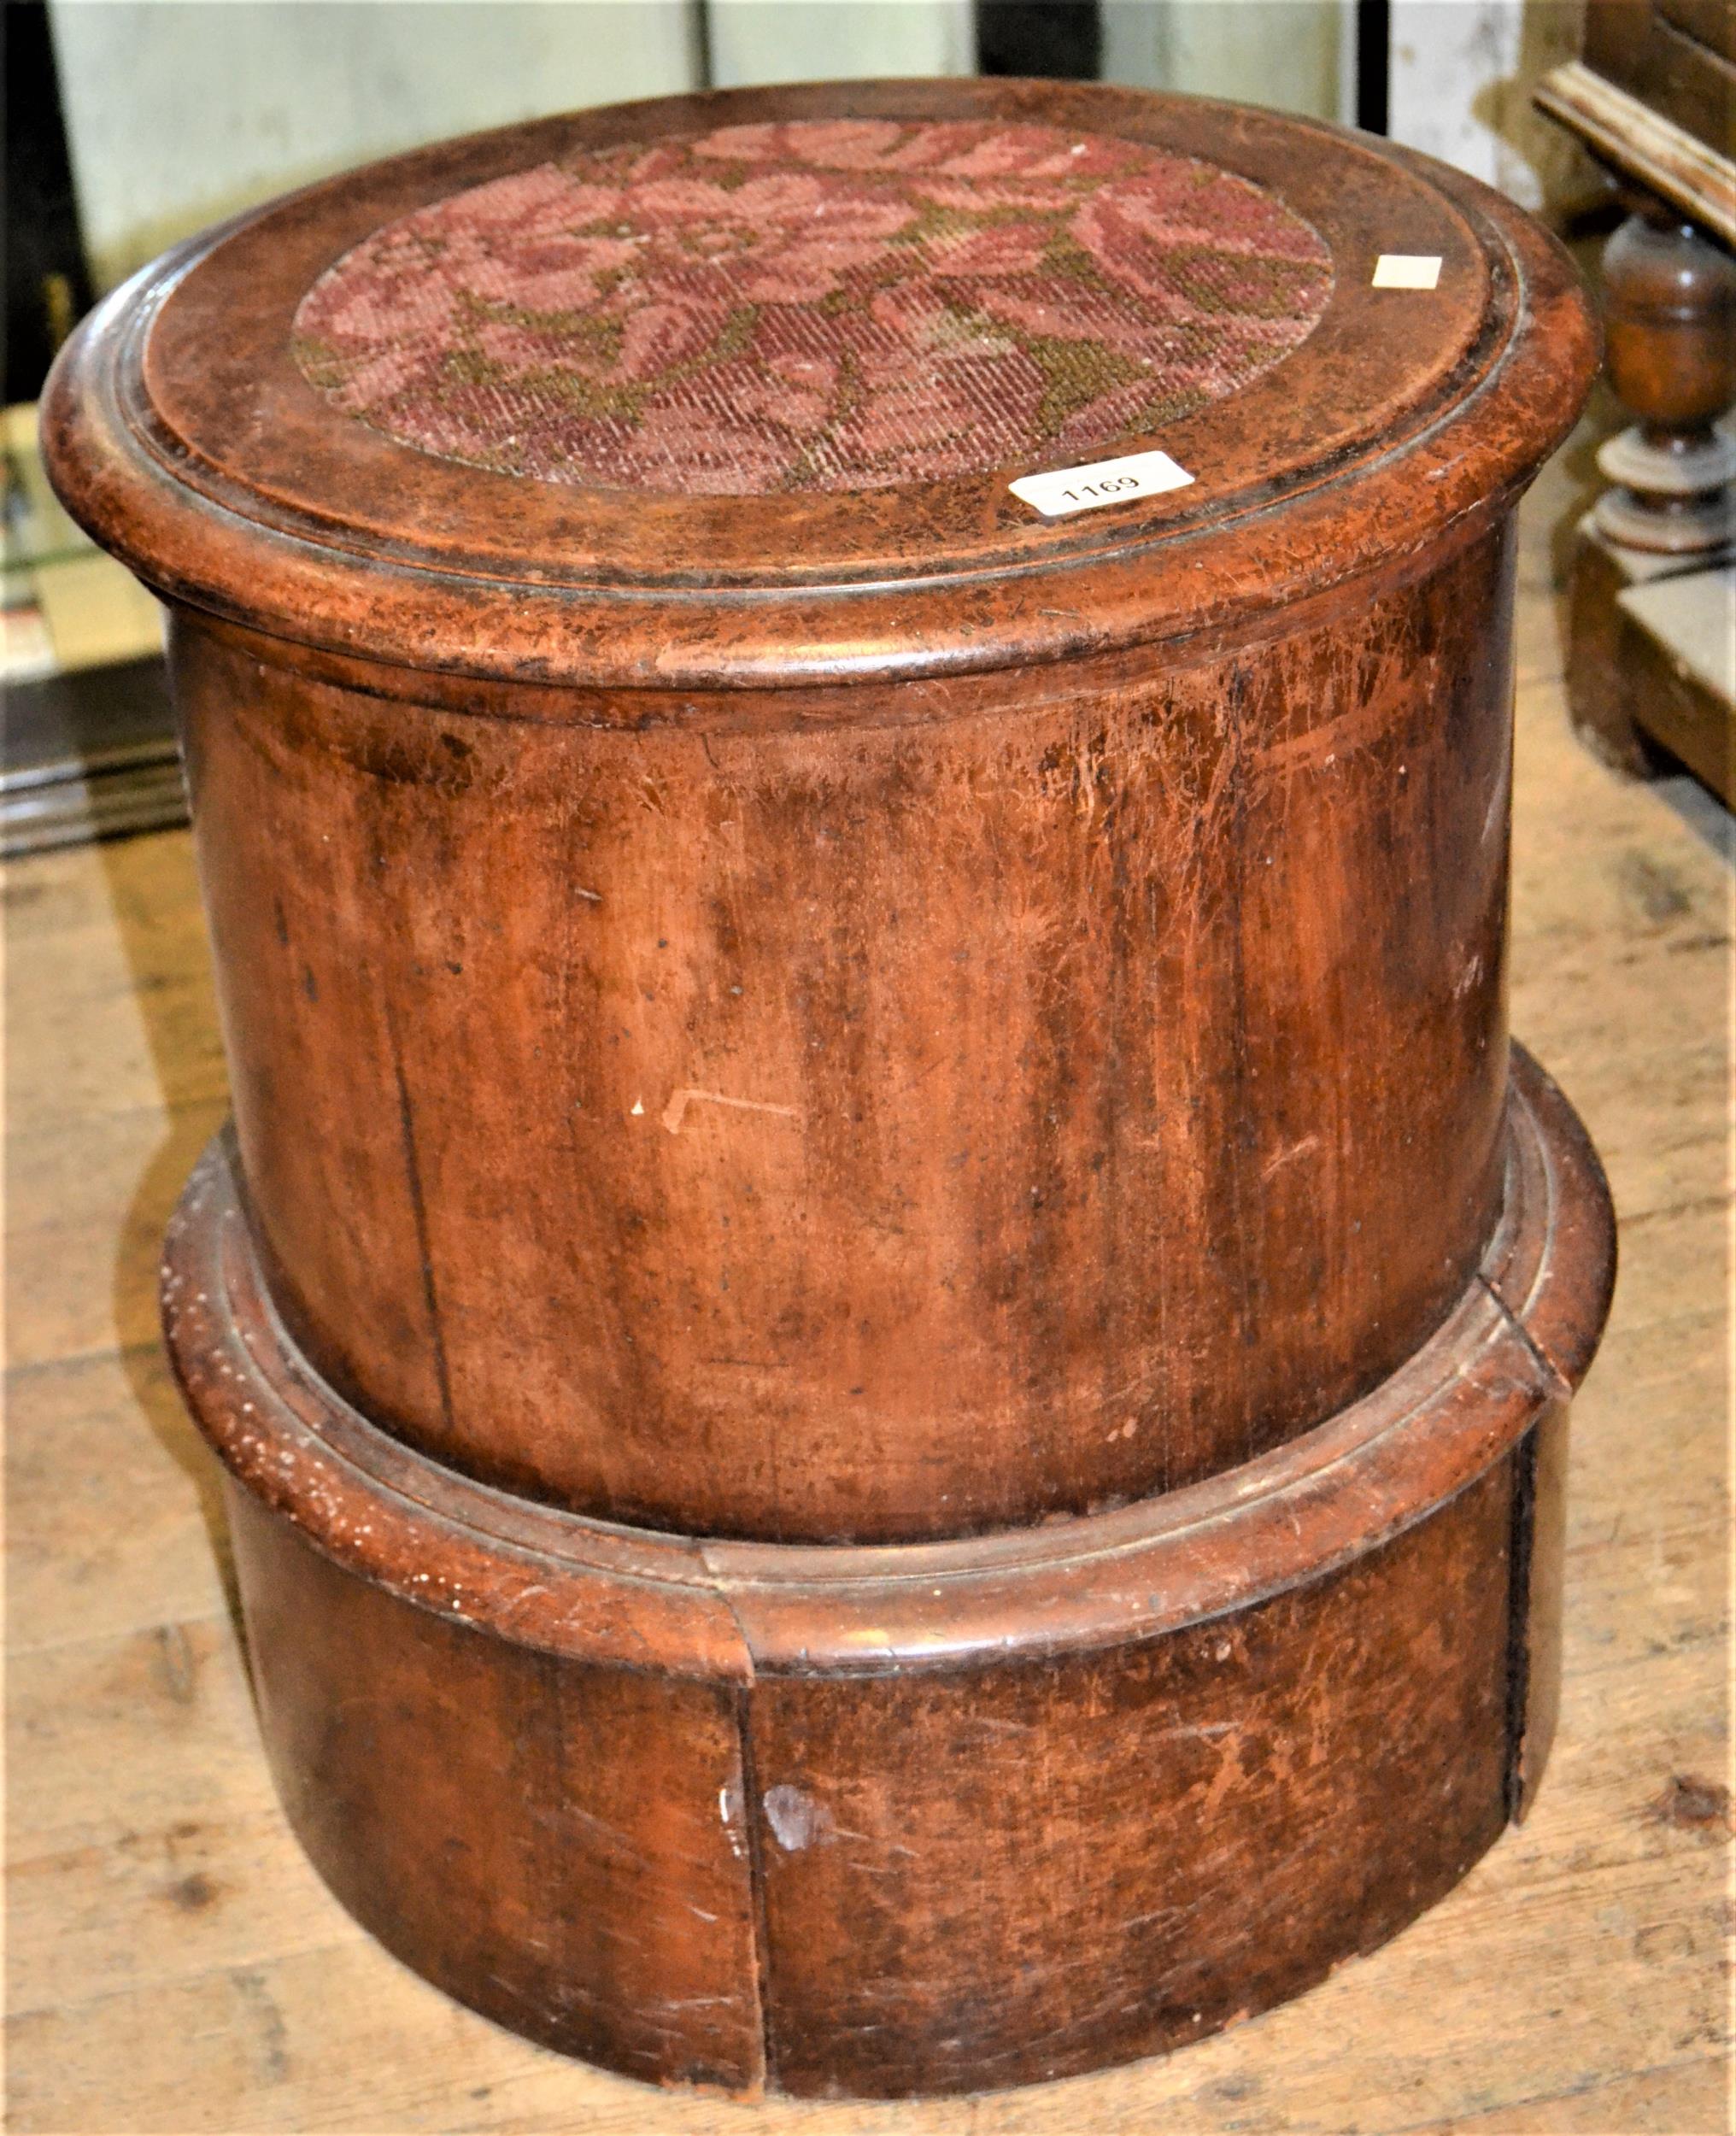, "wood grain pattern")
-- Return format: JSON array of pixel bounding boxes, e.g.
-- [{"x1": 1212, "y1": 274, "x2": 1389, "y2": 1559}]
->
[
  {"x1": 745, "y1": 1472, "x2": 1516, "y2": 2097},
  {"x1": 166, "y1": 520, "x2": 1522, "y2": 1541},
  {"x1": 144, "y1": 1042, "x2": 1609, "y2": 2098},
  {"x1": 1582, "y1": 0, "x2": 1736, "y2": 167},
  {"x1": 4, "y1": 437, "x2": 1728, "y2": 2119},
  {"x1": 10, "y1": 74, "x2": 1689, "y2": 2116},
  {"x1": 227, "y1": 1487, "x2": 767, "y2": 2092},
  {"x1": 41, "y1": 78, "x2": 1598, "y2": 1543}
]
